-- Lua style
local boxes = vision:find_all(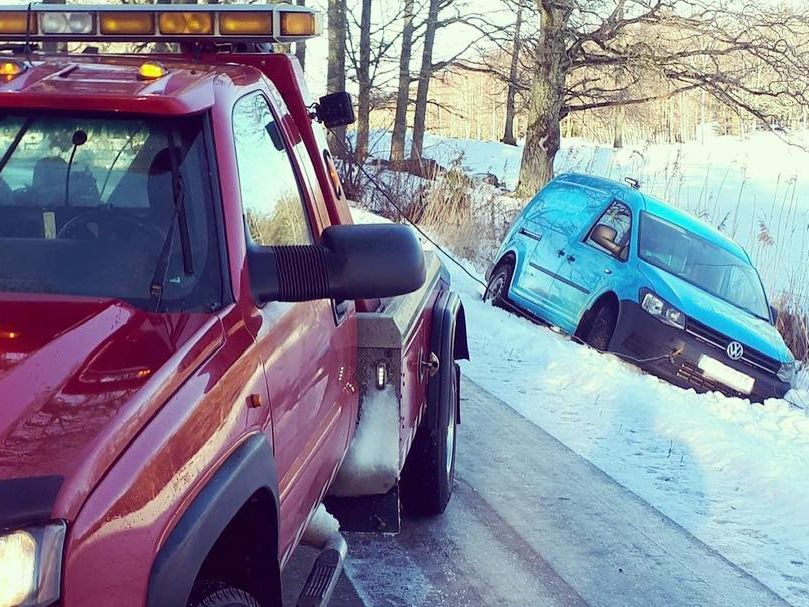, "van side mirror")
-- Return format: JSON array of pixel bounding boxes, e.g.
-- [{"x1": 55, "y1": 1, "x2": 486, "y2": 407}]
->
[
  {"x1": 590, "y1": 224, "x2": 623, "y2": 256},
  {"x1": 248, "y1": 224, "x2": 425, "y2": 304},
  {"x1": 316, "y1": 92, "x2": 355, "y2": 128}
]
